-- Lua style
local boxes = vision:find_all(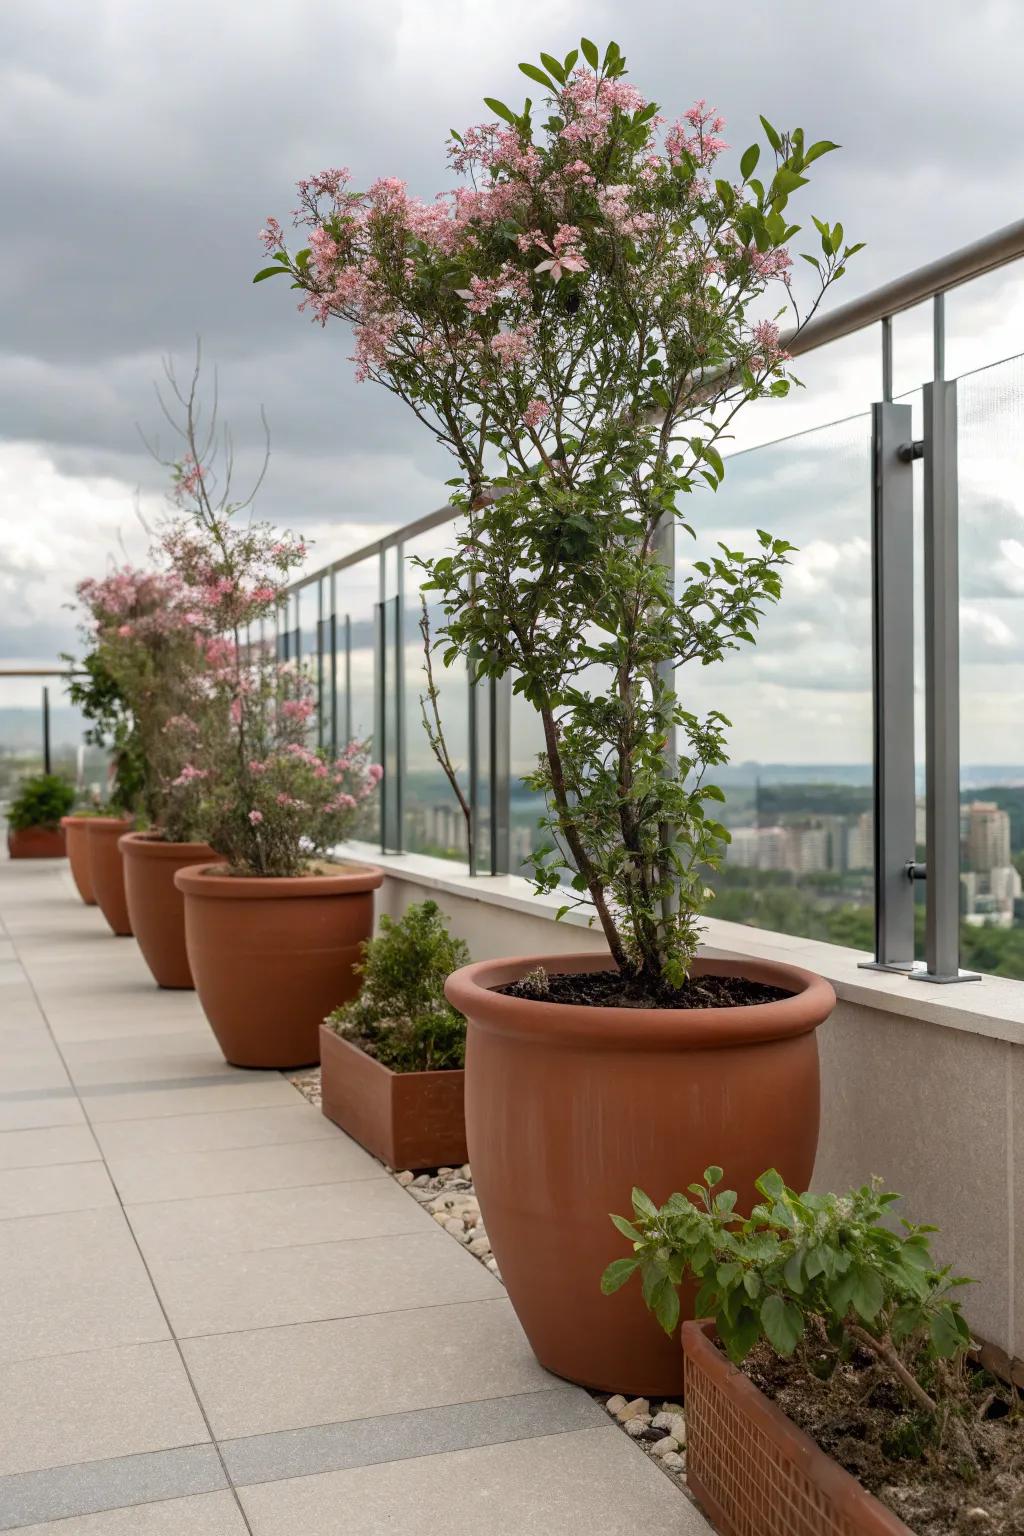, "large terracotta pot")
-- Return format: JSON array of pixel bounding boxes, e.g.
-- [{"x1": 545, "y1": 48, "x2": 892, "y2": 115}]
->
[
  {"x1": 86, "y1": 817, "x2": 134, "y2": 935},
  {"x1": 175, "y1": 862, "x2": 384, "y2": 1070},
  {"x1": 445, "y1": 950, "x2": 836, "y2": 1395},
  {"x1": 682, "y1": 1320, "x2": 911, "y2": 1535},
  {"x1": 120, "y1": 832, "x2": 216, "y2": 989},
  {"x1": 7, "y1": 825, "x2": 66, "y2": 859},
  {"x1": 61, "y1": 816, "x2": 97, "y2": 902},
  {"x1": 319, "y1": 1024, "x2": 467, "y2": 1171}
]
